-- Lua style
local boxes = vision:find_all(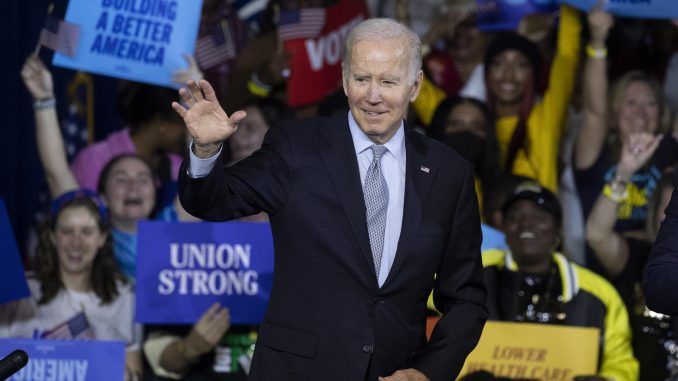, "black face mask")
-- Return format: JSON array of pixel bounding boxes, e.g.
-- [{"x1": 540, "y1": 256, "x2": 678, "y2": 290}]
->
[{"x1": 439, "y1": 131, "x2": 486, "y2": 172}]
